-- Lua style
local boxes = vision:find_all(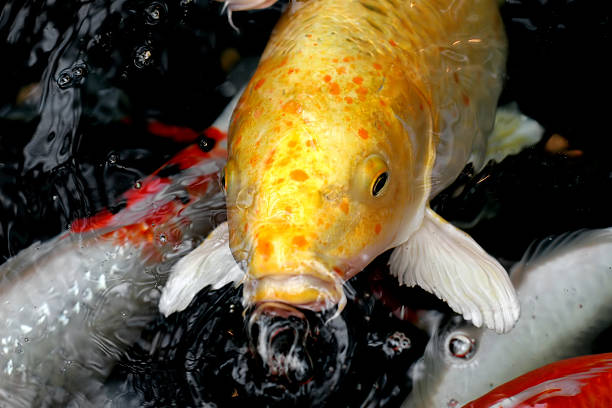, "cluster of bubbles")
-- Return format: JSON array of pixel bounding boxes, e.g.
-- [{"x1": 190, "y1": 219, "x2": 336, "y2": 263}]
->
[{"x1": 57, "y1": 64, "x2": 88, "y2": 89}]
